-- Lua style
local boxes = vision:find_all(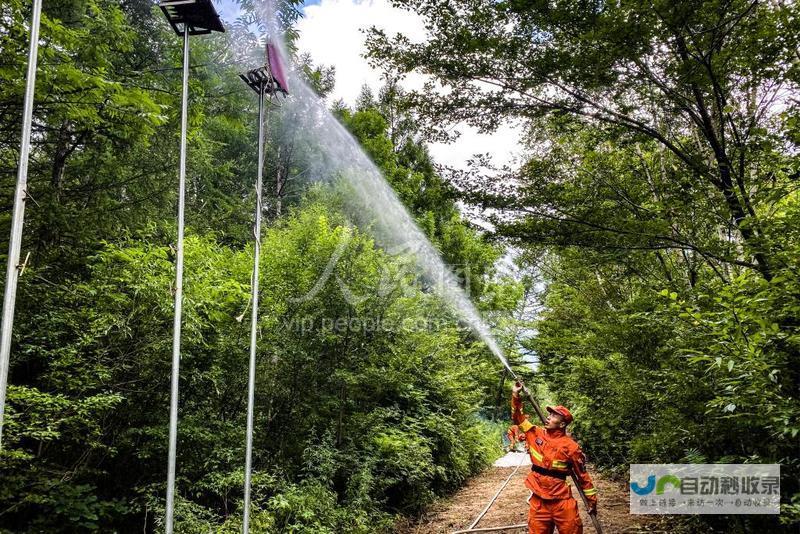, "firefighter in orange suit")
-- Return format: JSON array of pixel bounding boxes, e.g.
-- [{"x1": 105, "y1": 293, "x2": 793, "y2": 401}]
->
[
  {"x1": 511, "y1": 382, "x2": 598, "y2": 534},
  {"x1": 506, "y1": 424, "x2": 521, "y2": 452},
  {"x1": 507, "y1": 415, "x2": 531, "y2": 452}
]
